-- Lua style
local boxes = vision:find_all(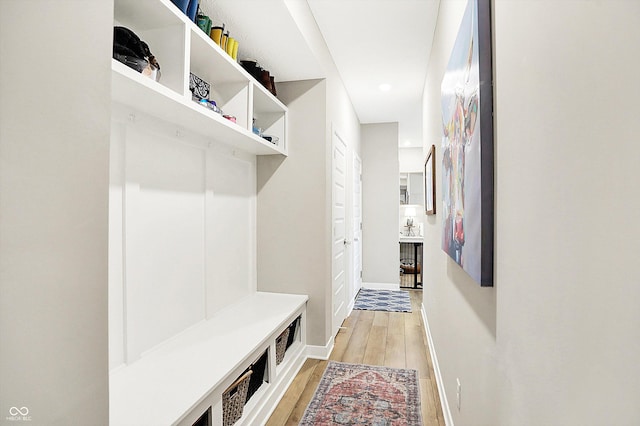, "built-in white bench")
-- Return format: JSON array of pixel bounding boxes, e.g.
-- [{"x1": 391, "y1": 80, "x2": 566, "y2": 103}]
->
[{"x1": 109, "y1": 292, "x2": 308, "y2": 426}]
